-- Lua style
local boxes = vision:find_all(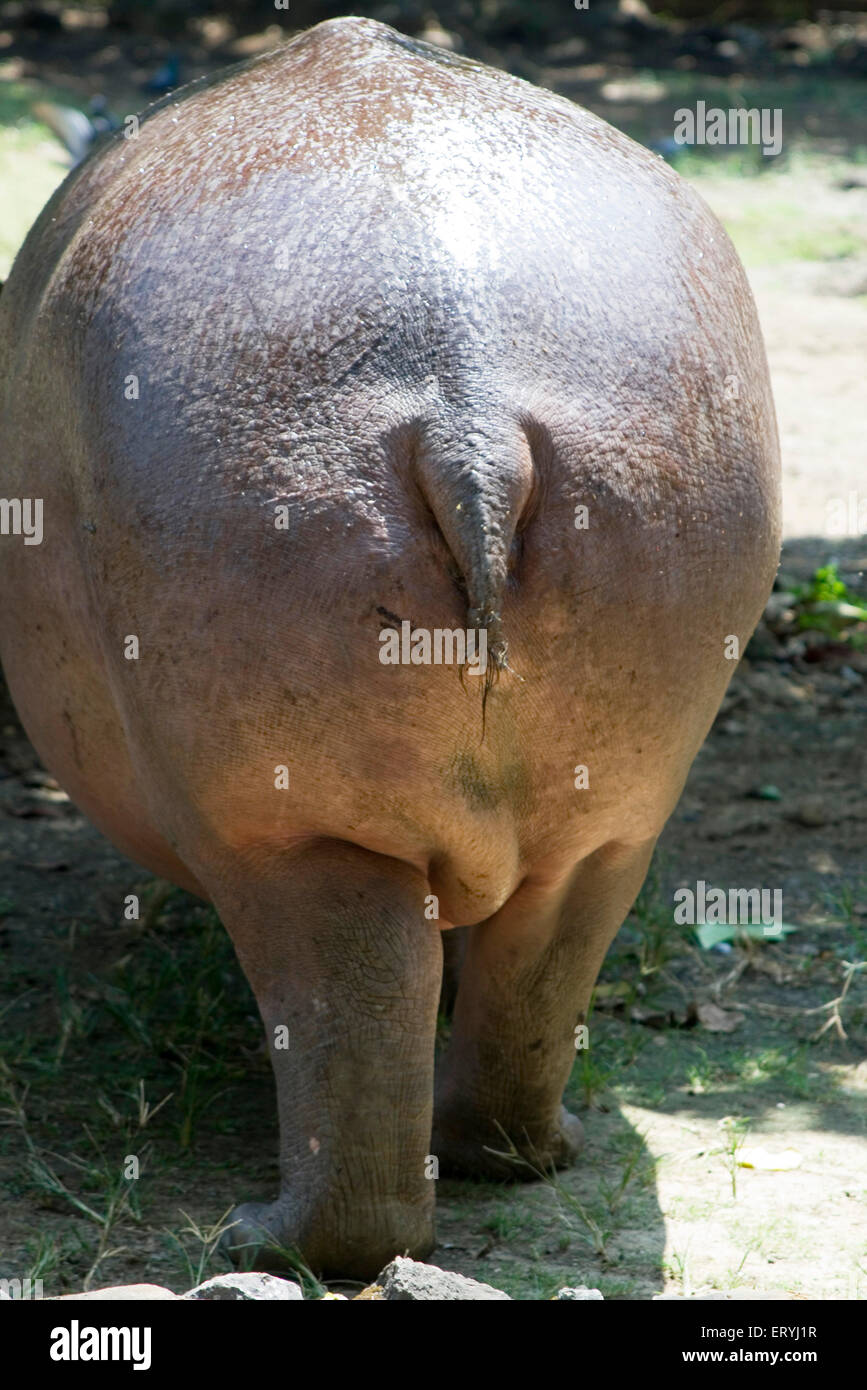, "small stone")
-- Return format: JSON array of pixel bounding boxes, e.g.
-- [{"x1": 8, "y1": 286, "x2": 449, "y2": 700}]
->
[
  {"x1": 745, "y1": 670, "x2": 810, "y2": 707},
  {"x1": 553, "y1": 1286, "x2": 604, "y2": 1300},
  {"x1": 377, "y1": 1257, "x2": 510, "y2": 1301},
  {"x1": 718, "y1": 719, "x2": 746, "y2": 736},
  {"x1": 546, "y1": 37, "x2": 589, "y2": 62},
  {"x1": 183, "y1": 1273, "x2": 303, "y2": 1301},
  {"x1": 763, "y1": 592, "x2": 797, "y2": 625},
  {"x1": 419, "y1": 21, "x2": 458, "y2": 50},
  {"x1": 791, "y1": 796, "x2": 828, "y2": 828}
]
